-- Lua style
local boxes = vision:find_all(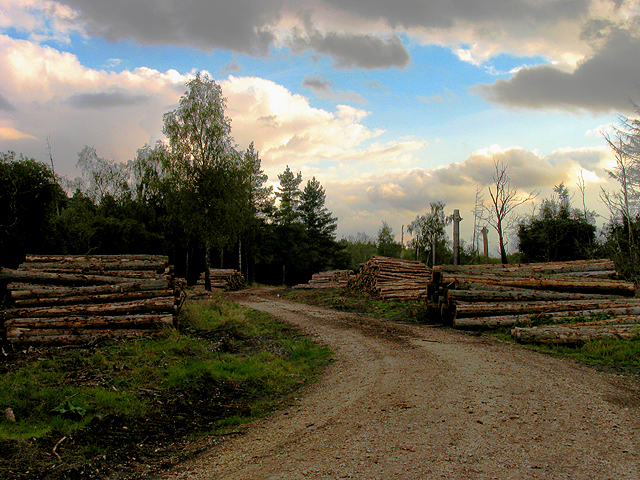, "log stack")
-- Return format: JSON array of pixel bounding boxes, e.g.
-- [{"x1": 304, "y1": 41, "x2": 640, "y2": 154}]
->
[
  {"x1": 196, "y1": 269, "x2": 245, "y2": 291},
  {"x1": 293, "y1": 270, "x2": 354, "y2": 289},
  {"x1": 0, "y1": 255, "x2": 182, "y2": 344},
  {"x1": 425, "y1": 259, "x2": 639, "y2": 331},
  {"x1": 347, "y1": 256, "x2": 431, "y2": 301}
]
